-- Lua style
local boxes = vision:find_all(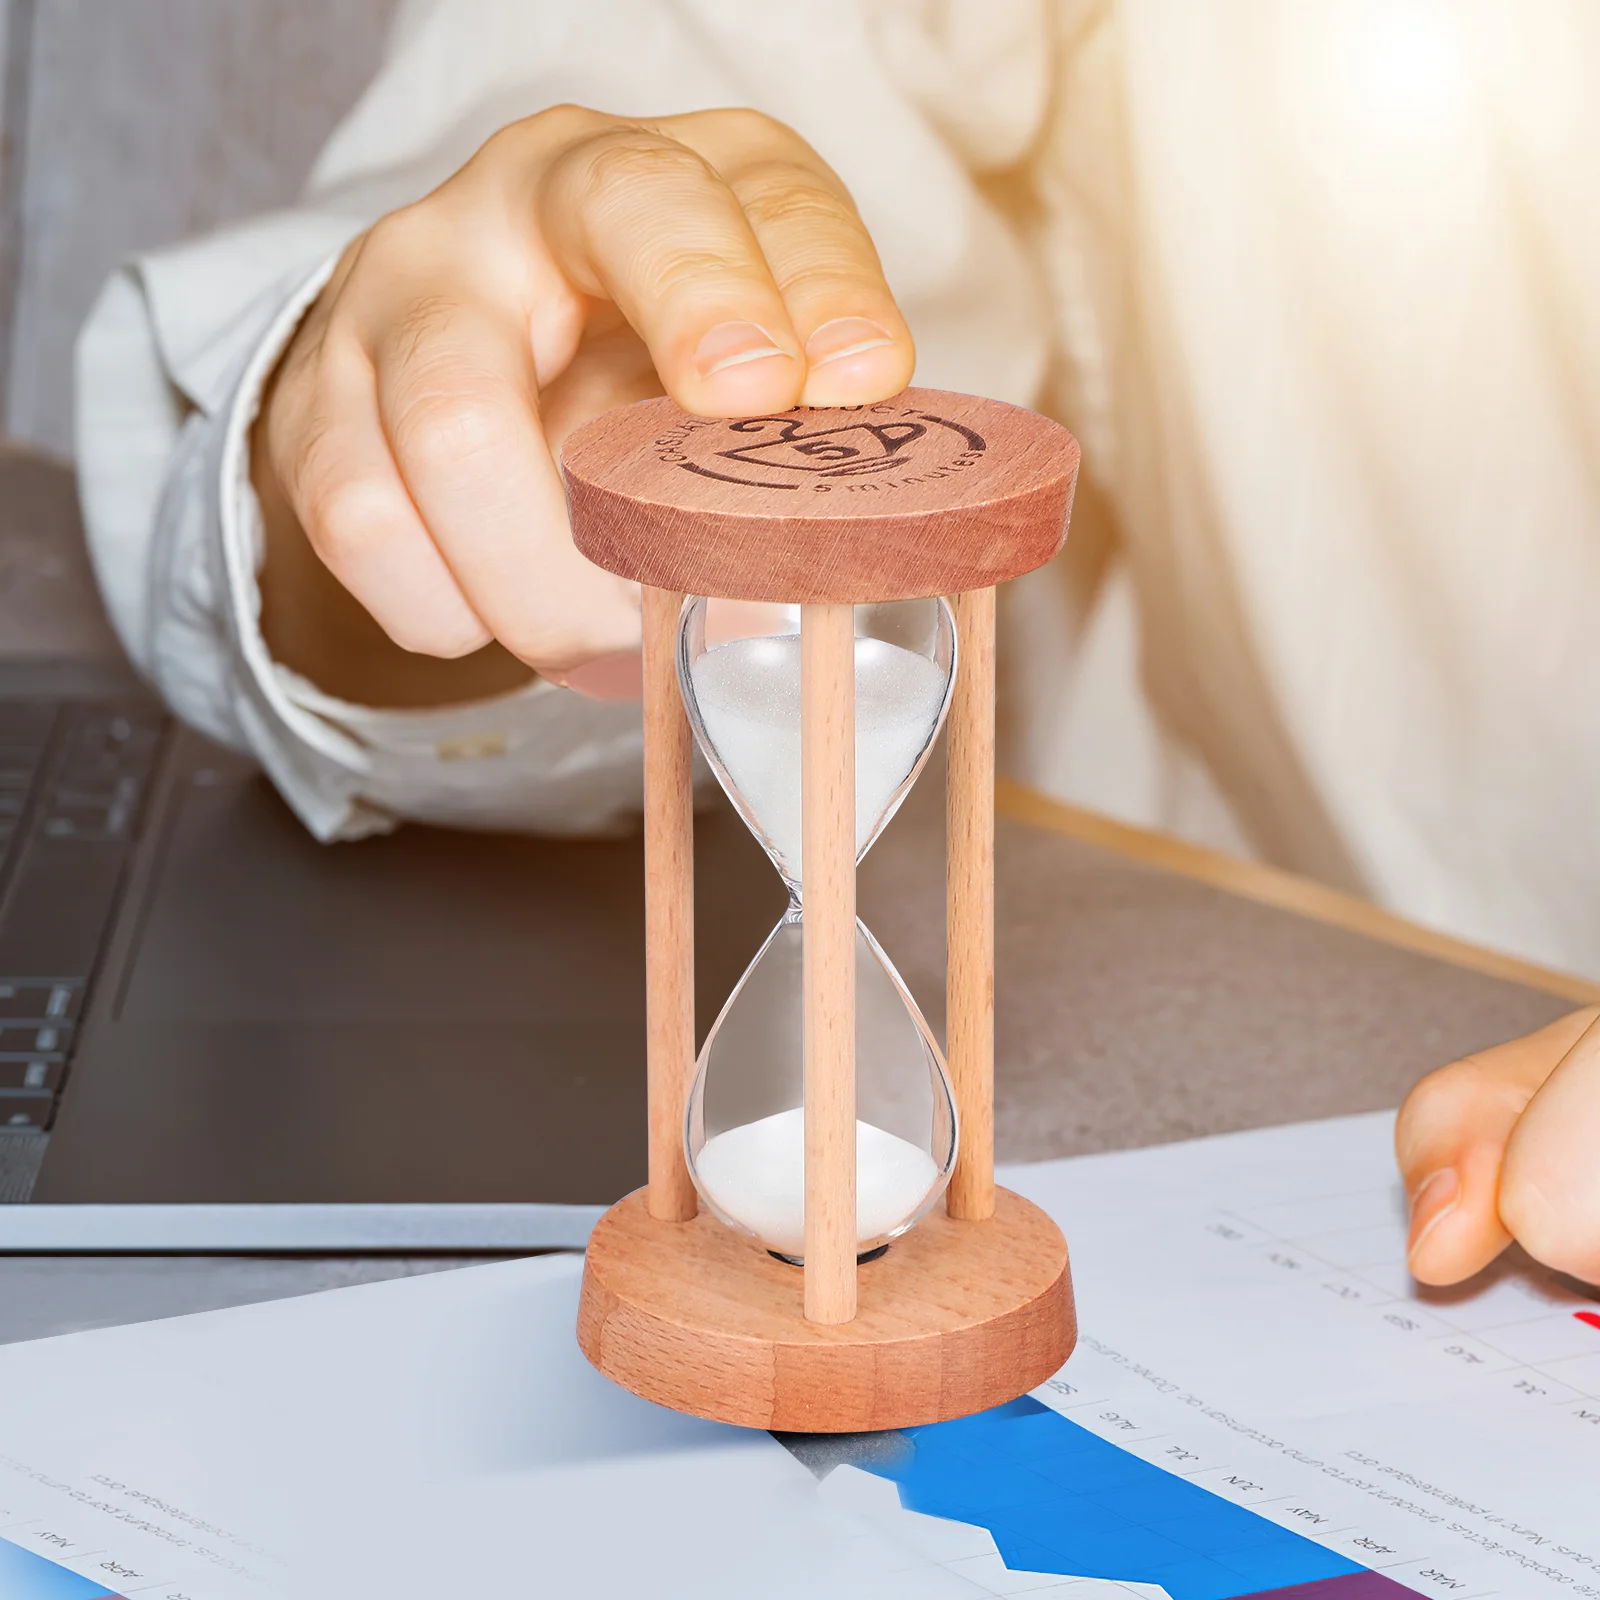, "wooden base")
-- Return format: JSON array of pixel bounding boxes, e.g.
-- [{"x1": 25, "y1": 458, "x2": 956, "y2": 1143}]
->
[{"x1": 577, "y1": 1187, "x2": 1075, "y2": 1432}]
